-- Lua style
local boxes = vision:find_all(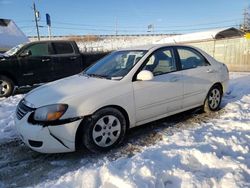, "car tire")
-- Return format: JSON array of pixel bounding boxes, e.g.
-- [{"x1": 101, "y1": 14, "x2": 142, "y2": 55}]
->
[
  {"x1": 82, "y1": 107, "x2": 127, "y2": 153},
  {"x1": 203, "y1": 85, "x2": 222, "y2": 112},
  {"x1": 0, "y1": 75, "x2": 14, "y2": 98}
]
